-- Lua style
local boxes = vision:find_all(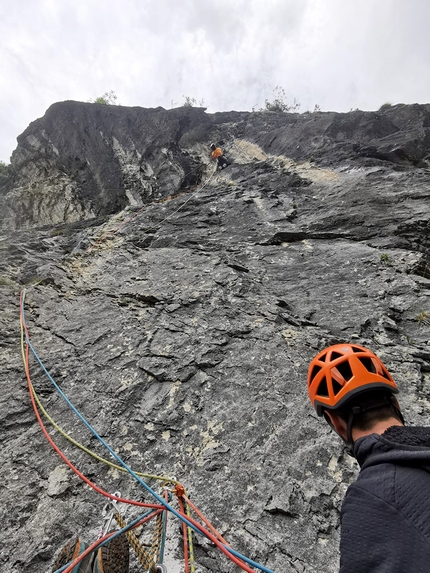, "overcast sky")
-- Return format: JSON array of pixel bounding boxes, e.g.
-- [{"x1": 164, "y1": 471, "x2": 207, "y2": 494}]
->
[{"x1": 1, "y1": 0, "x2": 429, "y2": 162}]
